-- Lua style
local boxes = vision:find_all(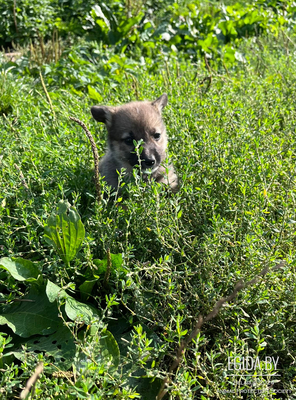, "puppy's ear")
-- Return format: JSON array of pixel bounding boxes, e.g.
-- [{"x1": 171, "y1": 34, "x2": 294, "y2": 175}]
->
[
  {"x1": 91, "y1": 106, "x2": 113, "y2": 127},
  {"x1": 151, "y1": 93, "x2": 168, "y2": 112}
]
